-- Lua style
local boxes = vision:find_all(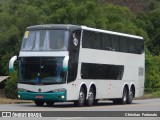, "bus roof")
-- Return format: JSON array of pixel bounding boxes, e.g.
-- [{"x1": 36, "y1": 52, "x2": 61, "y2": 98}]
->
[
  {"x1": 26, "y1": 24, "x2": 81, "y2": 30},
  {"x1": 26, "y1": 24, "x2": 143, "y2": 40},
  {"x1": 81, "y1": 26, "x2": 143, "y2": 40}
]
